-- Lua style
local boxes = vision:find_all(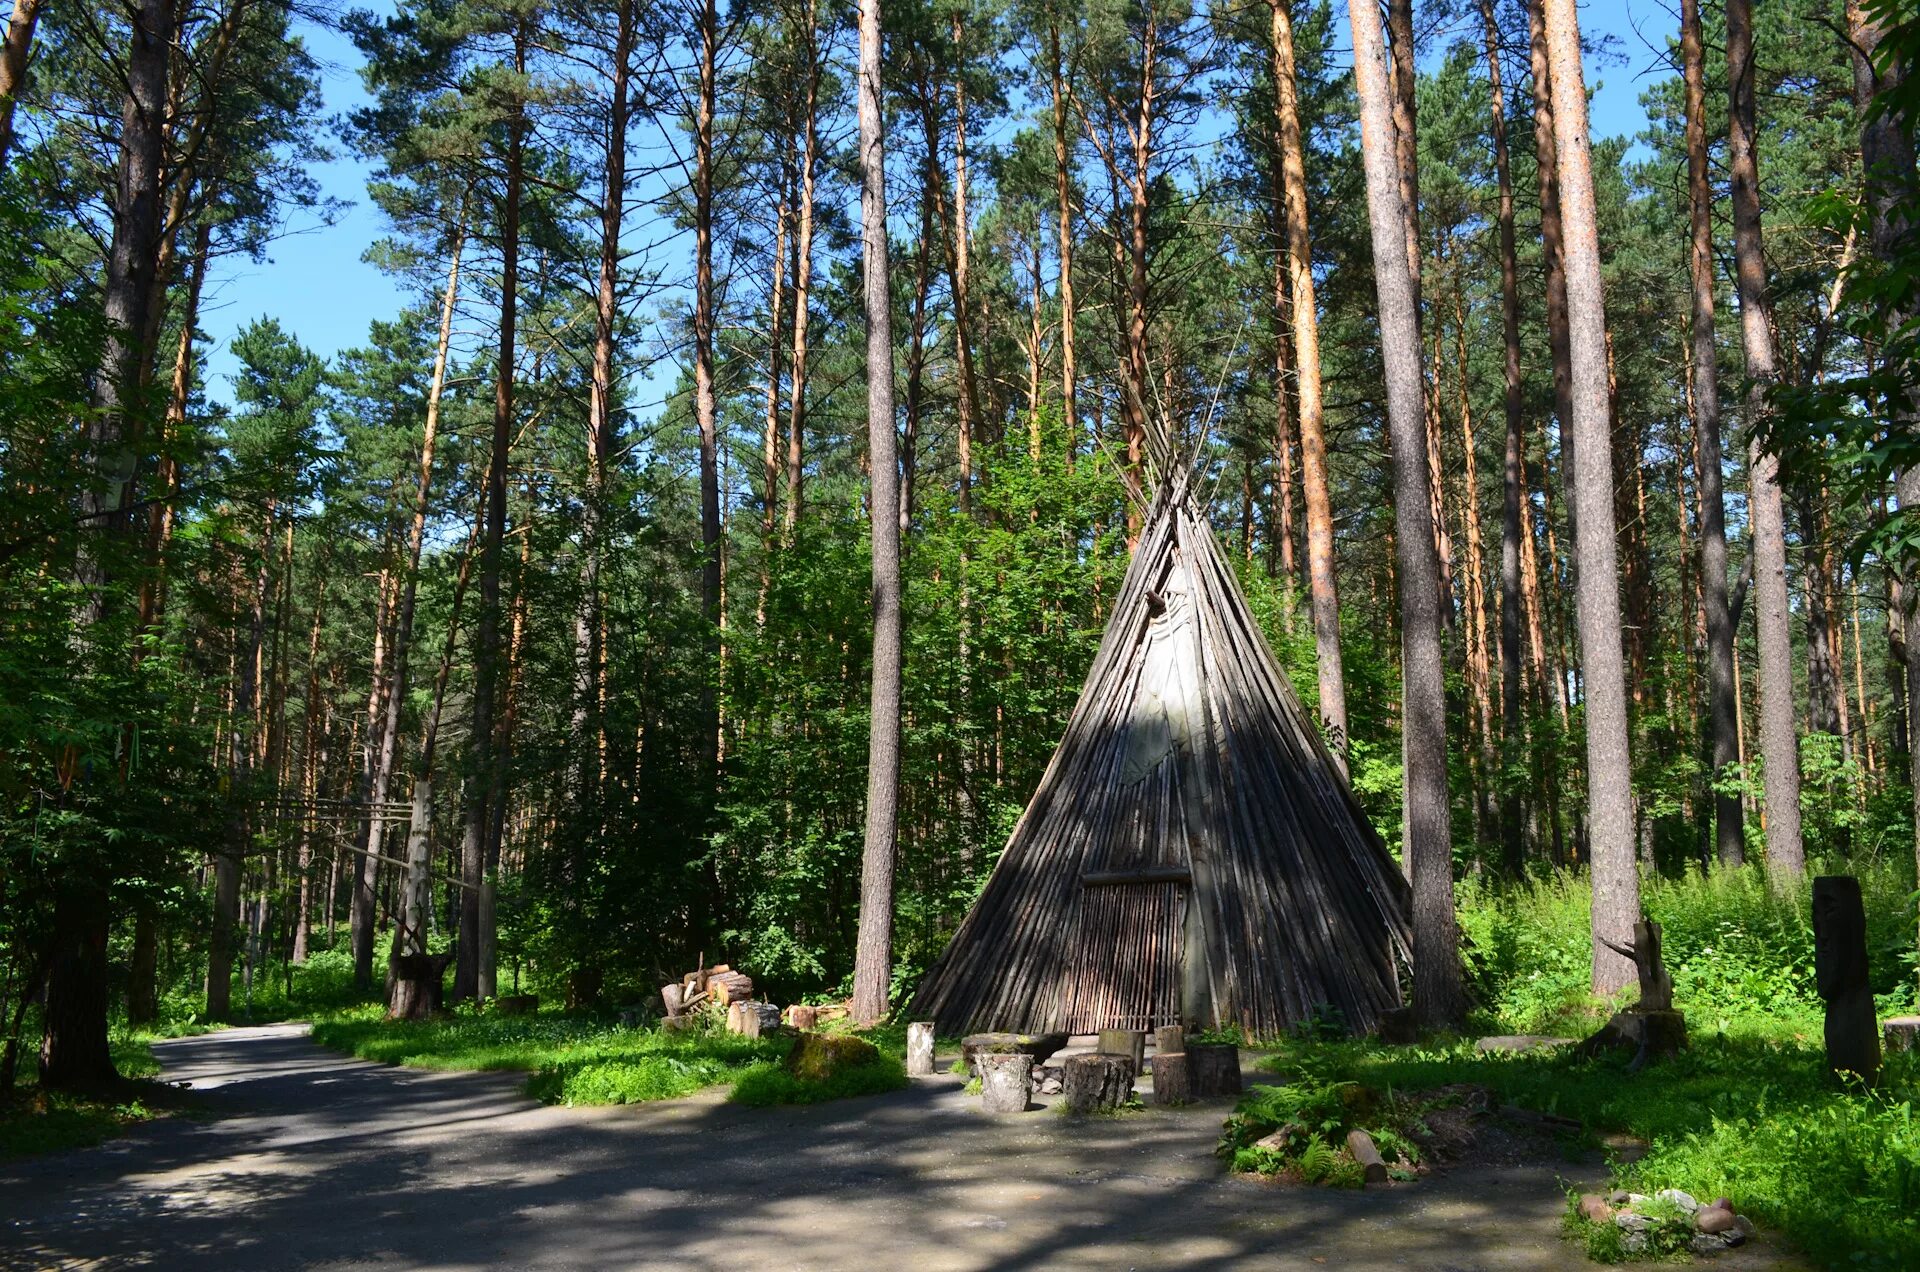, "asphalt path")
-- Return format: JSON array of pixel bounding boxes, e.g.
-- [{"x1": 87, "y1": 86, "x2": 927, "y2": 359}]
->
[{"x1": 0, "y1": 1024, "x2": 1807, "y2": 1270}]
